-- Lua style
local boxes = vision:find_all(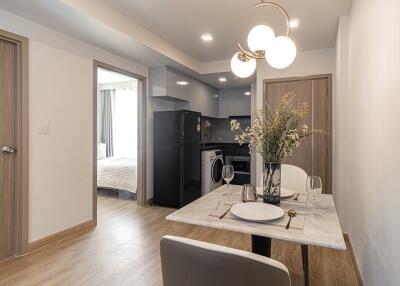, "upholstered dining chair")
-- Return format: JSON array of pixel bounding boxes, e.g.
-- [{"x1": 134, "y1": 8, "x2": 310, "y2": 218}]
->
[
  {"x1": 260, "y1": 164, "x2": 308, "y2": 193},
  {"x1": 160, "y1": 235, "x2": 291, "y2": 286}
]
